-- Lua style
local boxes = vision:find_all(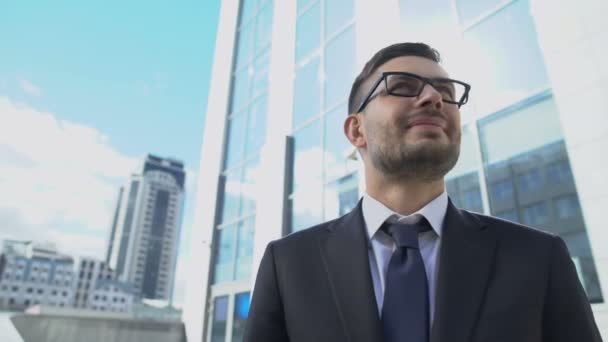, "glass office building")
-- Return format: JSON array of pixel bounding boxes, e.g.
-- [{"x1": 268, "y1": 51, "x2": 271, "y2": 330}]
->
[{"x1": 185, "y1": 0, "x2": 608, "y2": 340}]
